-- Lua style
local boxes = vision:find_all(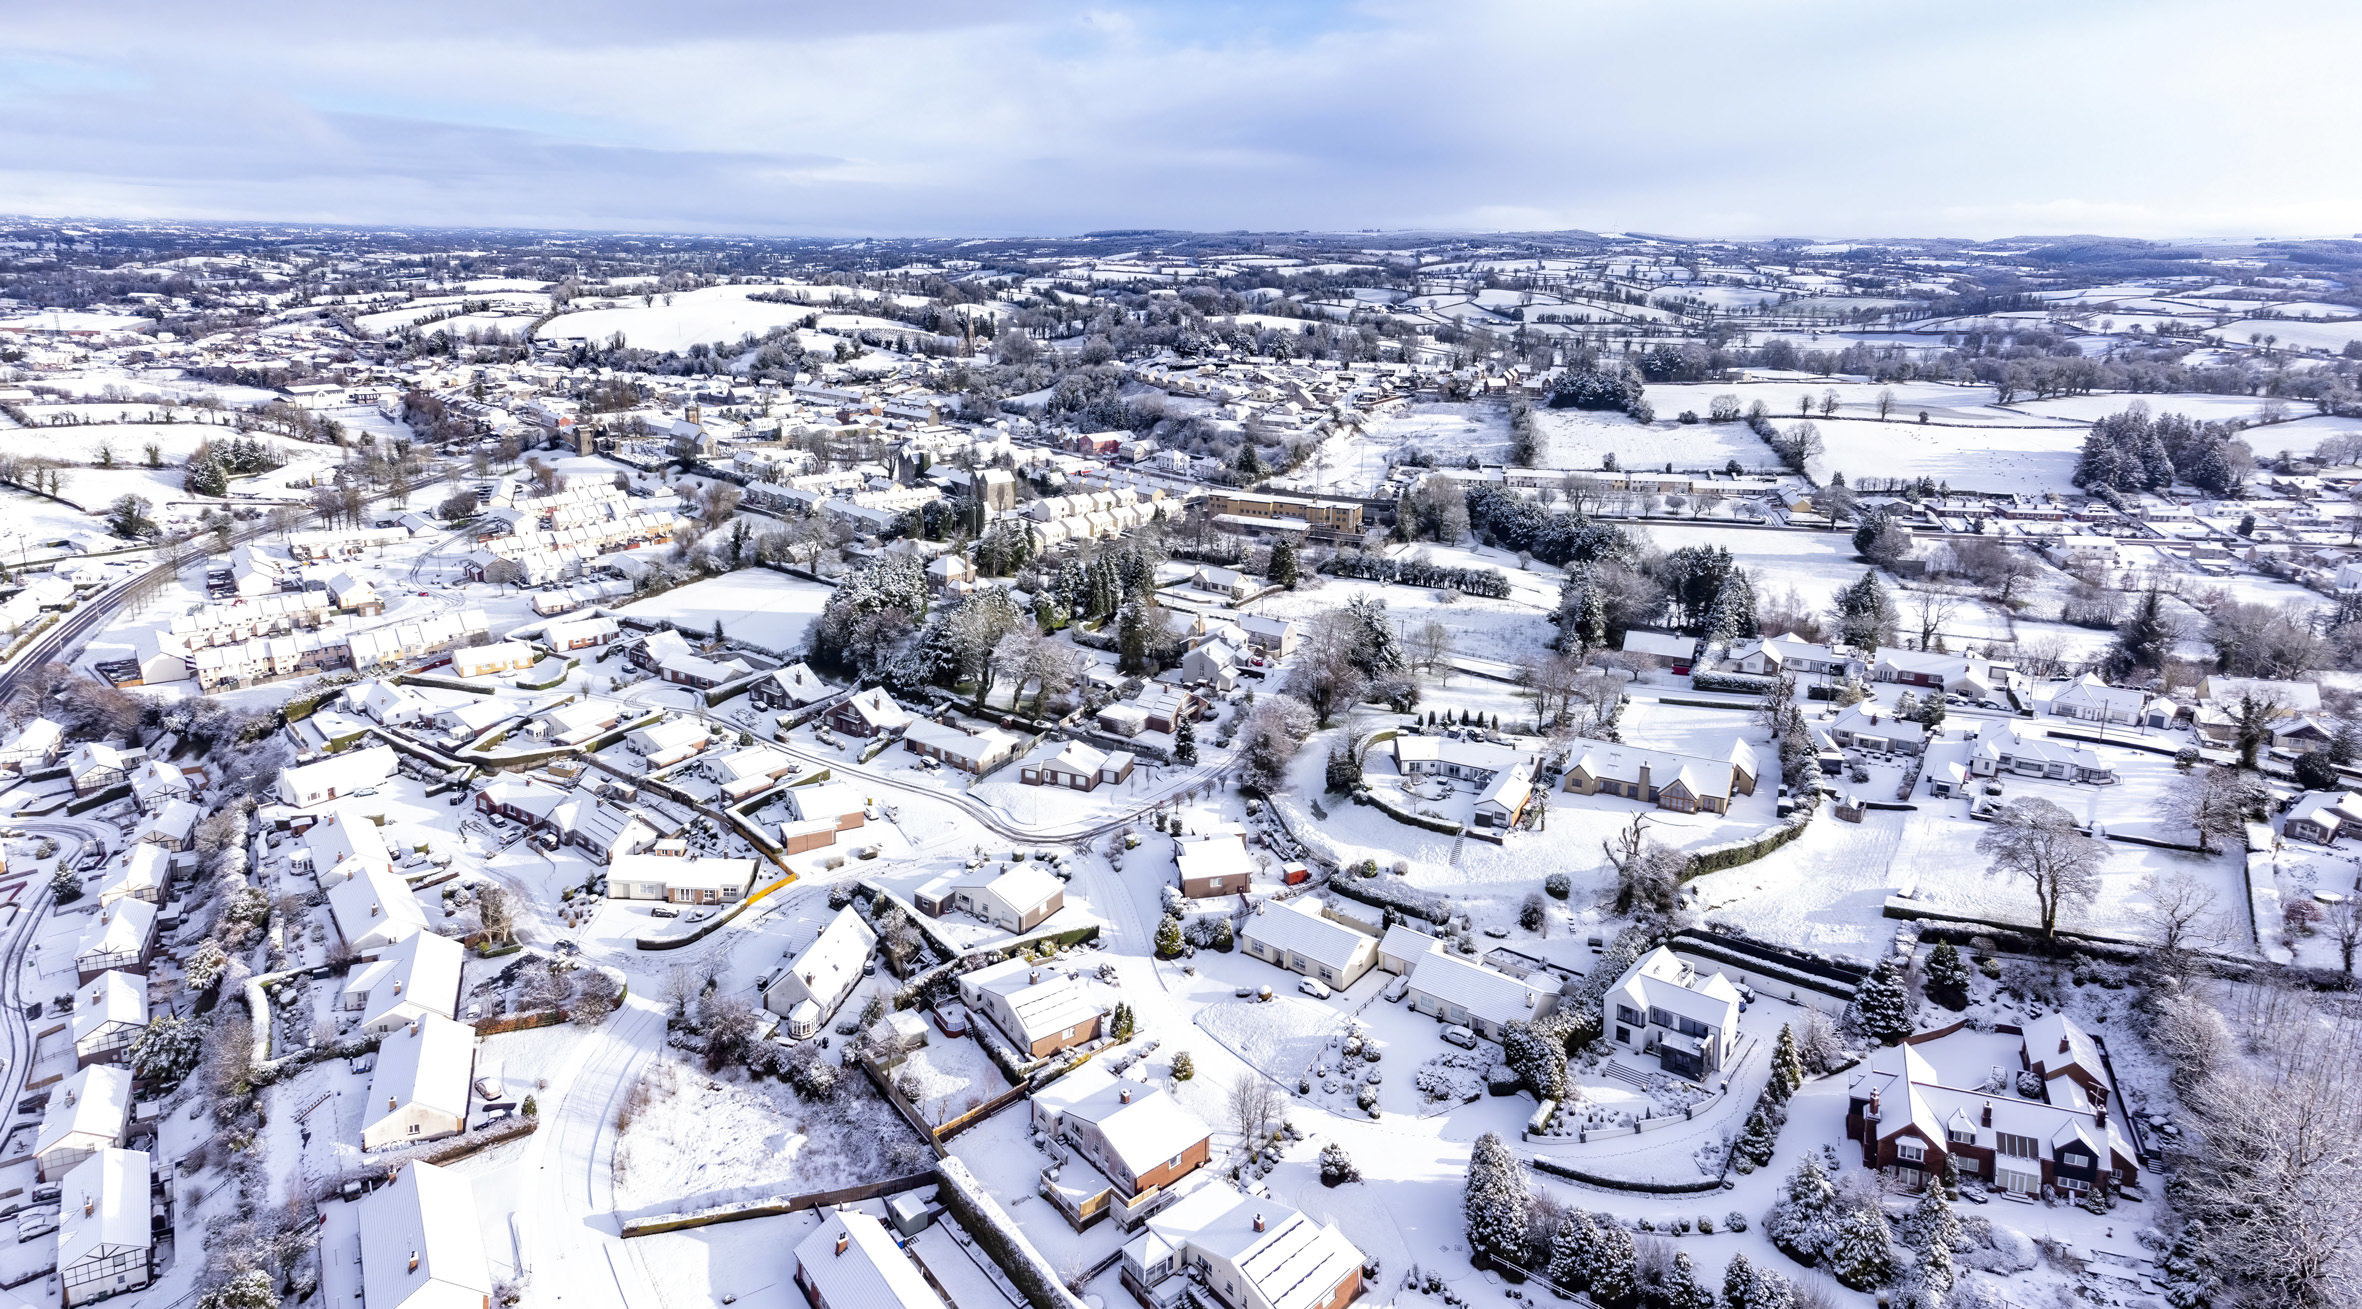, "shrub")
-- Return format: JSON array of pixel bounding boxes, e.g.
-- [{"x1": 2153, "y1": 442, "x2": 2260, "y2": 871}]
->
[{"x1": 1545, "y1": 872, "x2": 1571, "y2": 900}]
